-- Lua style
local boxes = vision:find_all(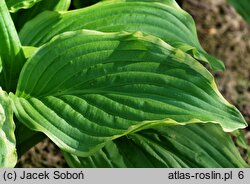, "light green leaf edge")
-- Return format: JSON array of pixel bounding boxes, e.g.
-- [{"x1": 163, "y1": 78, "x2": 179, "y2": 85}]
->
[
  {"x1": 54, "y1": 0, "x2": 71, "y2": 11},
  {"x1": 6, "y1": 0, "x2": 43, "y2": 13},
  {"x1": 21, "y1": 46, "x2": 38, "y2": 59},
  {"x1": 0, "y1": 88, "x2": 17, "y2": 168},
  {"x1": 10, "y1": 30, "x2": 246, "y2": 157},
  {"x1": 63, "y1": 123, "x2": 249, "y2": 168},
  {"x1": 19, "y1": 0, "x2": 224, "y2": 70}
]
